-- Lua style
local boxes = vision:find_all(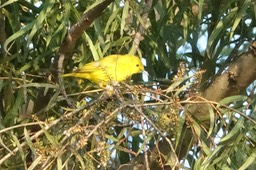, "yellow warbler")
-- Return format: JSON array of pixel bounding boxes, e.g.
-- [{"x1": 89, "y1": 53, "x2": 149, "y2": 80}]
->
[{"x1": 62, "y1": 54, "x2": 144, "y2": 86}]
